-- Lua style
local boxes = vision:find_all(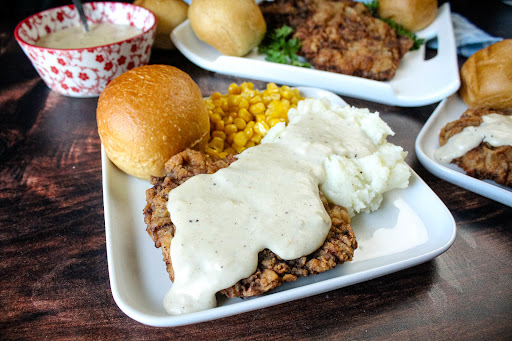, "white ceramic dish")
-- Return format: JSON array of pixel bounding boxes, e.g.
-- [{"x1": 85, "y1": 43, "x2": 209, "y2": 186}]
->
[
  {"x1": 103, "y1": 88, "x2": 456, "y2": 327},
  {"x1": 415, "y1": 94, "x2": 512, "y2": 207},
  {"x1": 171, "y1": 3, "x2": 459, "y2": 107}
]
